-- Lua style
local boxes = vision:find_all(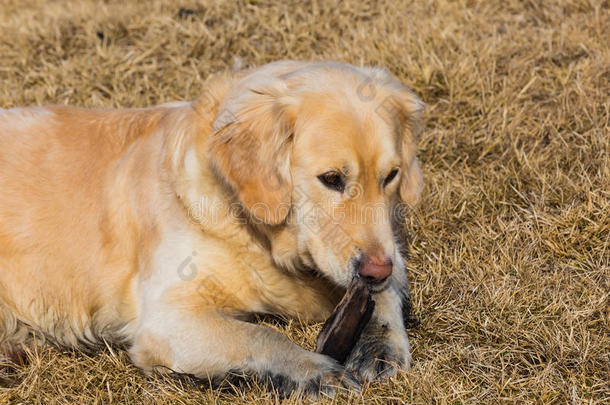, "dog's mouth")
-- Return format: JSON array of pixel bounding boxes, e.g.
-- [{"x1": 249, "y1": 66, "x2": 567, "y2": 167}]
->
[
  {"x1": 298, "y1": 253, "x2": 390, "y2": 294},
  {"x1": 361, "y1": 276, "x2": 390, "y2": 294}
]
